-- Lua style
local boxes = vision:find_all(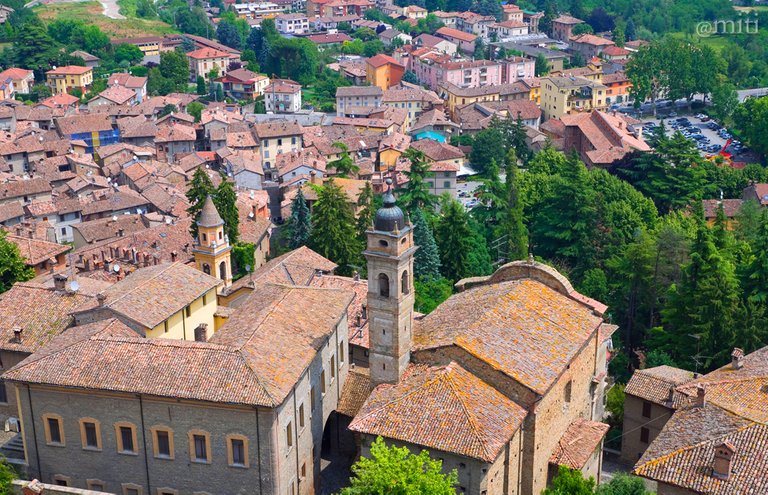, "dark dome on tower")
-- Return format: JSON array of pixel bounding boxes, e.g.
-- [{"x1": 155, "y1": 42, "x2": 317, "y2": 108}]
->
[{"x1": 374, "y1": 179, "x2": 405, "y2": 232}]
